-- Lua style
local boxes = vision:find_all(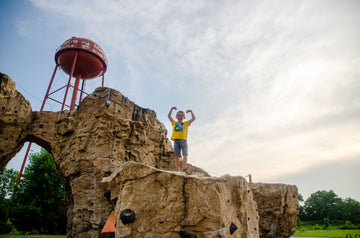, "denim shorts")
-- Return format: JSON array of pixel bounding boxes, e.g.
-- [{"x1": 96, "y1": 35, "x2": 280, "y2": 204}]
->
[{"x1": 174, "y1": 139, "x2": 188, "y2": 157}]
